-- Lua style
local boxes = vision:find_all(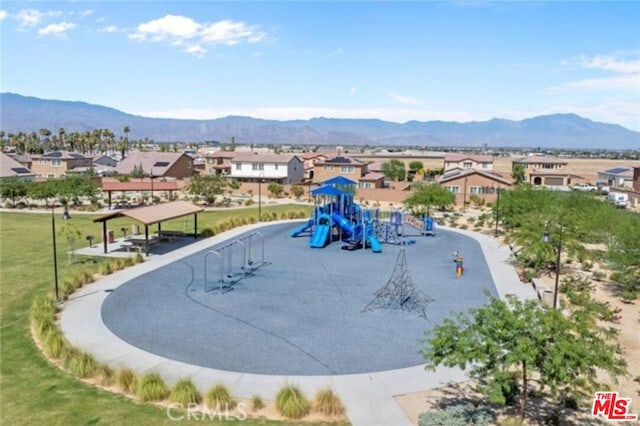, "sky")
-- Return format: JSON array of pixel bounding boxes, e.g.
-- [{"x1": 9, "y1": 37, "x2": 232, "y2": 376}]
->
[{"x1": 1, "y1": 1, "x2": 639, "y2": 131}]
